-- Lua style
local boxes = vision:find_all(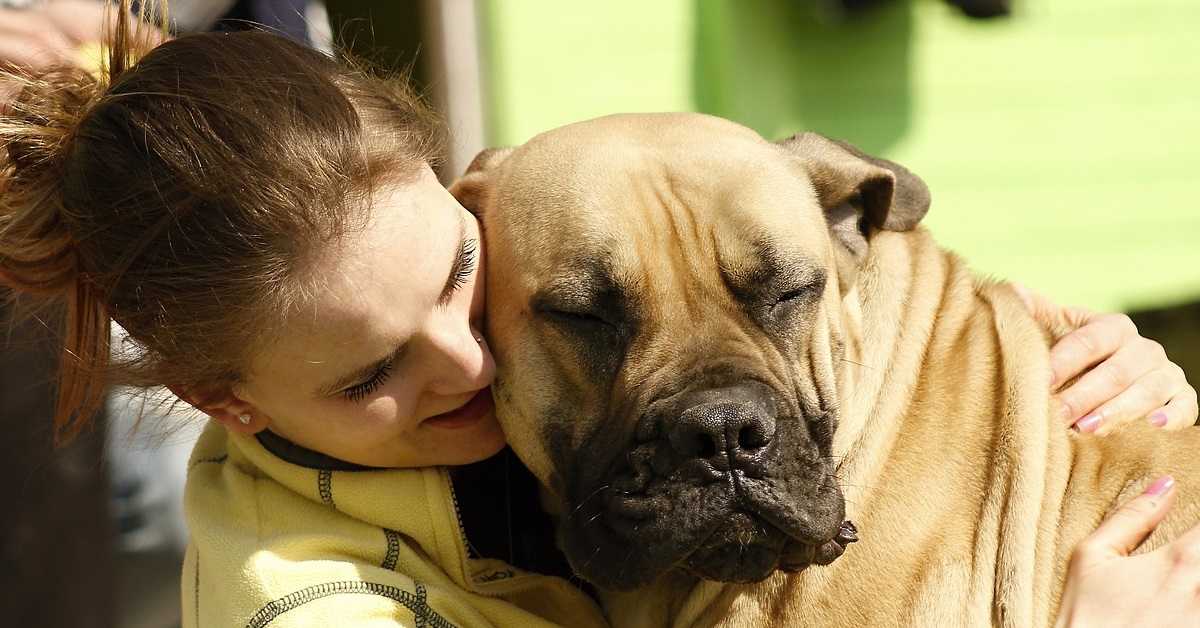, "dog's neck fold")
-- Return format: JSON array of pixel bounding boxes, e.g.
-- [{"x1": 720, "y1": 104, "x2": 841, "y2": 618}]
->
[{"x1": 831, "y1": 229, "x2": 955, "y2": 501}]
